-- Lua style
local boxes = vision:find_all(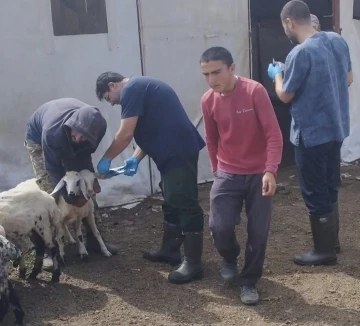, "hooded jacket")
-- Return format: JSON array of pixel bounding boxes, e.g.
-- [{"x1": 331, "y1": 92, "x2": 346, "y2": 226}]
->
[{"x1": 25, "y1": 98, "x2": 107, "y2": 191}]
